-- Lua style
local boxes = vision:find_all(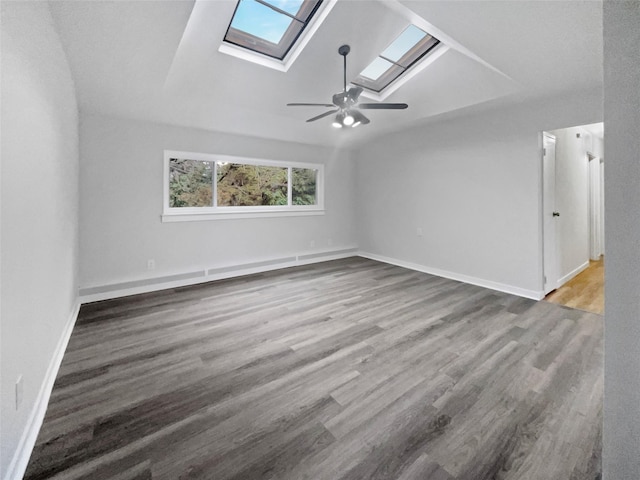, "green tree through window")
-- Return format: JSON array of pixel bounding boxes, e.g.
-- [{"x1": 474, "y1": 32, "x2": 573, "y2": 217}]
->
[
  {"x1": 166, "y1": 154, "x2": 322, "y2": 214},
  {"x1": 217, "y1": 163, "x2": 288, "y2": 206},
  {"x1": 169, "y1": 159, "x2": 213, "y2": 207},
  {"x1": 292, "y1": 168, "x2": 317, "y2": 205}
]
